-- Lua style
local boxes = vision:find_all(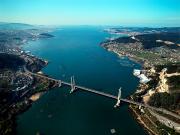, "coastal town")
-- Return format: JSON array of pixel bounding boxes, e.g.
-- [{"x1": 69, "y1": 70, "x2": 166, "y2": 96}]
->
[
  {"x1": 0, "y1": 24, "x2": 58, "y2": 134},
  {"x1": 102, "y1": 27, "x2": 180, "y2": 135}
]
